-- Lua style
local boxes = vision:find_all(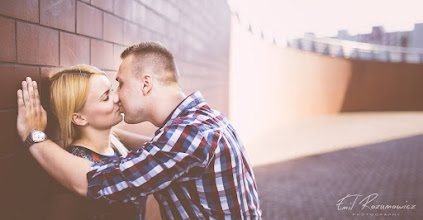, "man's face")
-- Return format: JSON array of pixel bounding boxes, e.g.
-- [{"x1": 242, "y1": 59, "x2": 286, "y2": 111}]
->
[{"x1": 116, "y1": 55, "x2": 147, "y2": 124}]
